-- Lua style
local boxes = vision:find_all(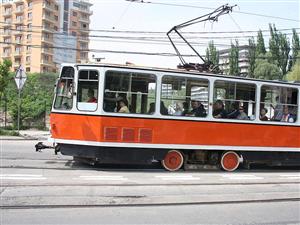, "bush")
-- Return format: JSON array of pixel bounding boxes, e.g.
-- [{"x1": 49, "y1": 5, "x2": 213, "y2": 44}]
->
[{"x1": 0, "y1": 129, "x2": 19, "y2": 136}]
